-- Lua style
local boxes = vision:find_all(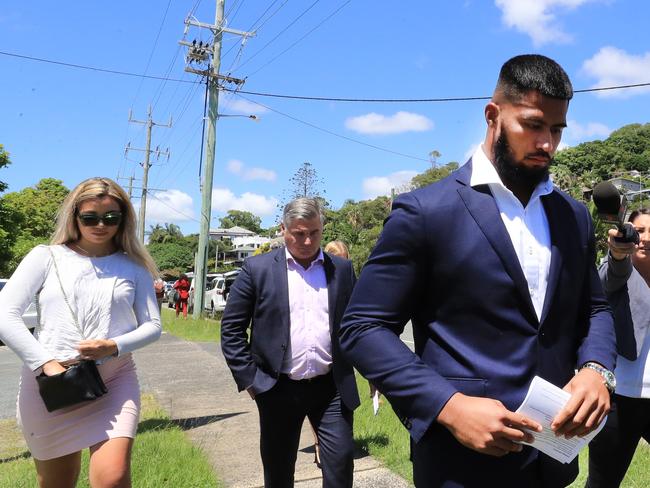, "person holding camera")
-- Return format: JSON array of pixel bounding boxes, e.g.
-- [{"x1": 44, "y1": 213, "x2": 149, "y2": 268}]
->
[{"x1": 587, "y1": 208, "x2": 650, "y2": 487}]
